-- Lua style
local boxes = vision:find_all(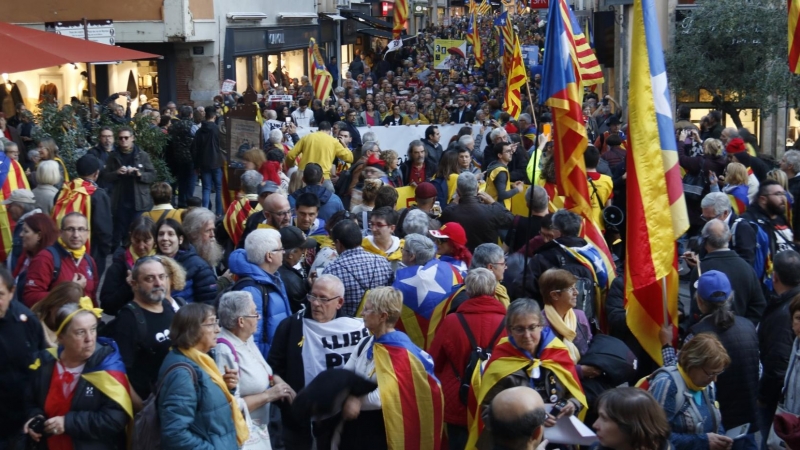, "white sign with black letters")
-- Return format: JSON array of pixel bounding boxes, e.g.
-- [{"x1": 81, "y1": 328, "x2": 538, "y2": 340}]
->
[{"x1": 301, "y1": 317, "x2": 369, "y2": 386}]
